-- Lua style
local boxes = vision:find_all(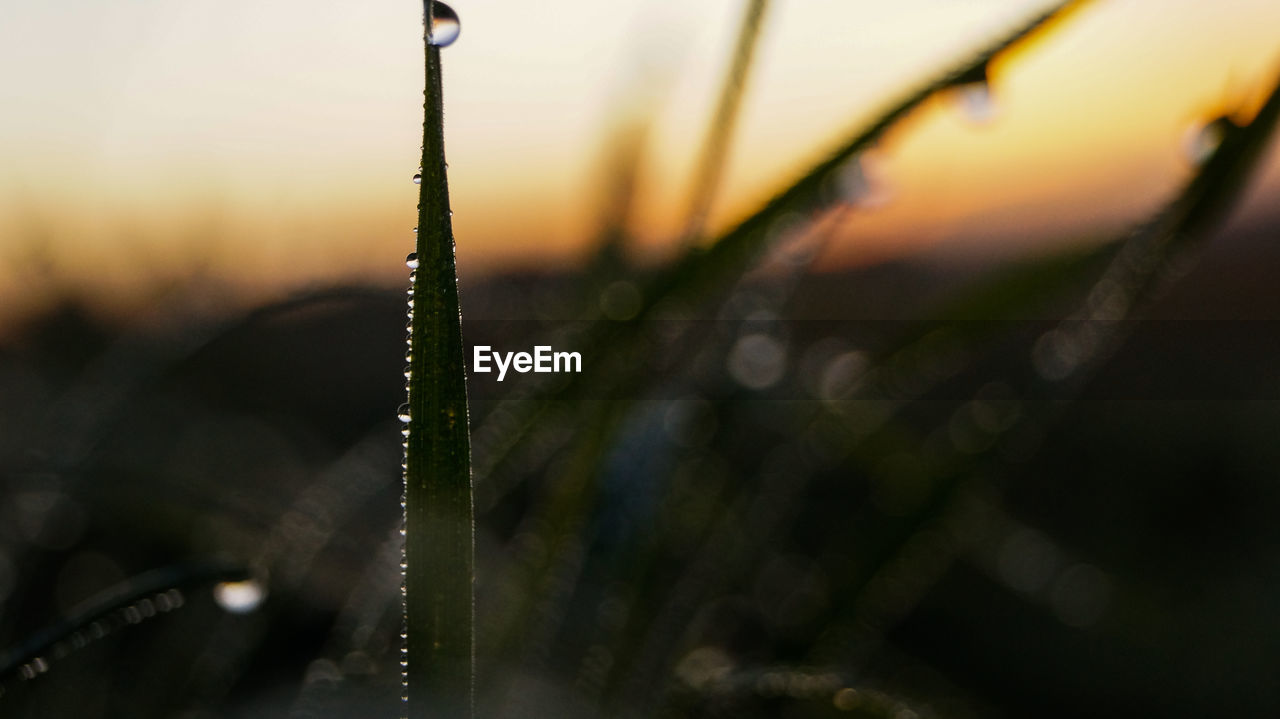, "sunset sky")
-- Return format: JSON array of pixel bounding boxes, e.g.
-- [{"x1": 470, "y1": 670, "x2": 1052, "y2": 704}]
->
[{"x1": 1, "y1": 0, "x2": 1278, "y2": 325}]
